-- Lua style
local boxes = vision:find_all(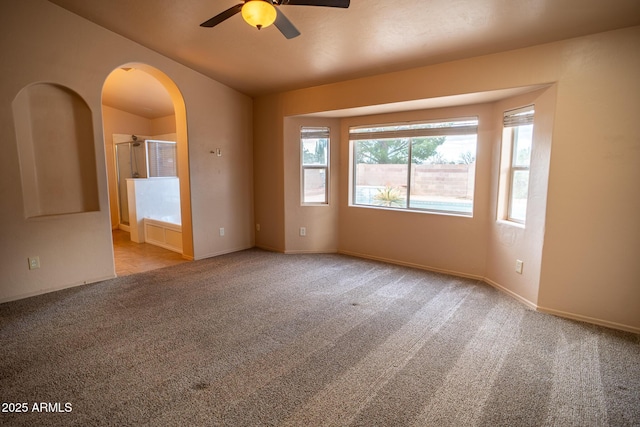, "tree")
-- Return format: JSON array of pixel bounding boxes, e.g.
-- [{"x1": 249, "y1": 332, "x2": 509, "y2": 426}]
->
[
  {"x1": 411, "y1": 137, "x2": 446, "y2": 164},
  {"x1": 457, "y1": 151, "x2": 476, "y2": 164},
  {"x1": 355, "y1": 136, "x2": 445, "y2": 164},
  {"x1": 302, "y1": 139, "x2": 327, "y2": 164},
  {"x1": 427, "y1": 152, "x2": 448, "y2": 164}
]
